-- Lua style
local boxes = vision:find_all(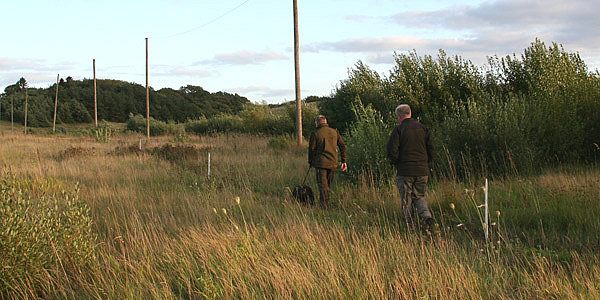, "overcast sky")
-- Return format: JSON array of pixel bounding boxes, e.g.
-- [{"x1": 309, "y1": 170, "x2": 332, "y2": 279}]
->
[{"x1": 2, "y1": 0, "x2": 599, "y2": 104}]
